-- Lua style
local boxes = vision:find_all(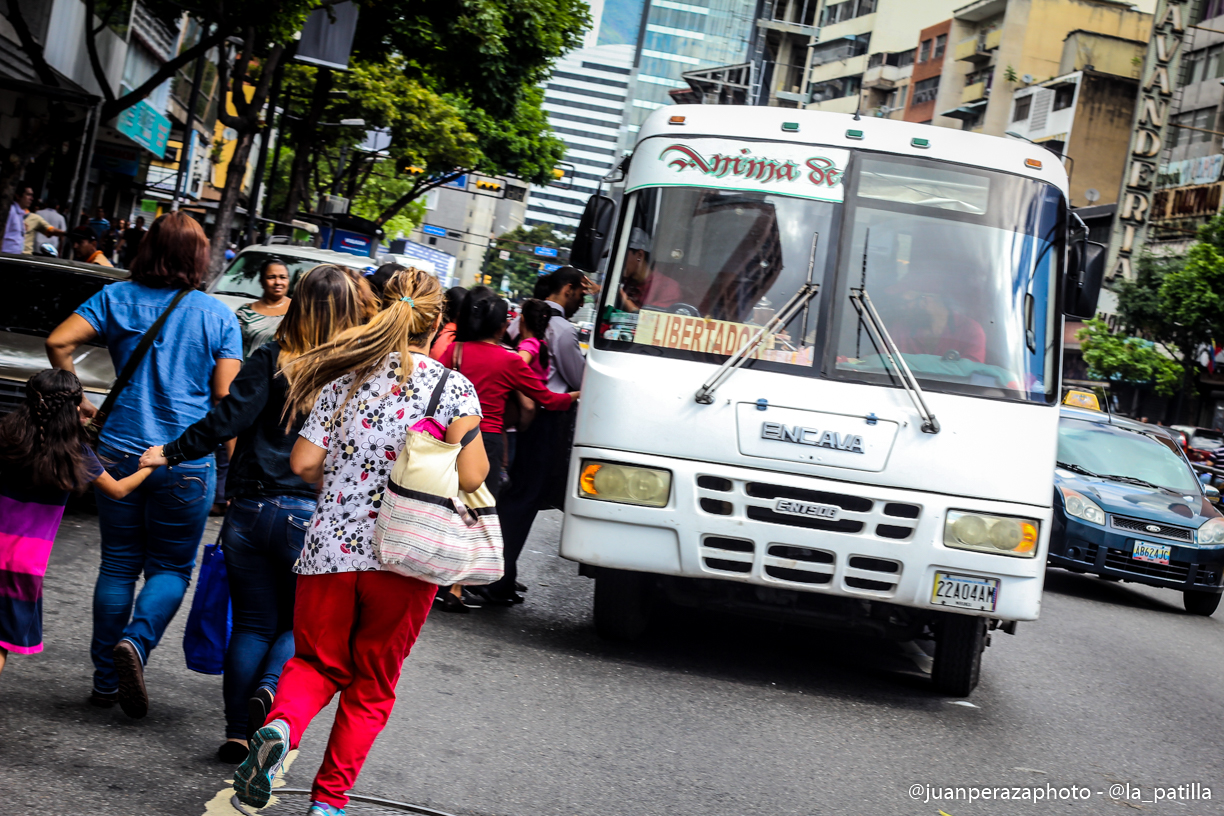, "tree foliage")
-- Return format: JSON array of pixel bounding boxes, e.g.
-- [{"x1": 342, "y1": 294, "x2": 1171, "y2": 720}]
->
[
  {"x1": 1077, "y1": 318, "x2": 1182, "y2": 397},
  {"x1": 482, "y1": 223, "x2": 573, "y2": 298}
]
